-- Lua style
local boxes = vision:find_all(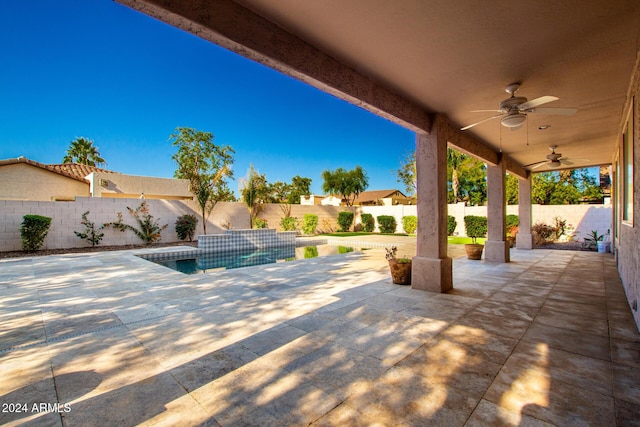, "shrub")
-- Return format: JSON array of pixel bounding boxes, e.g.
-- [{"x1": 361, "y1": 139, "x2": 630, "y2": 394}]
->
[
  {"x1": 506, "y1": 214, "x2": 519, "y2": 237},
  {"x1": 304, "y1": 246, "x2": 318, "y2": 258},
  {"x1": 104, "y1": 201, "x2": 168, "y2": 244},
  {"x1": 175, "y1": 214, "x2": 198, "y2": 241},
  {"x1": 302, "y1": 214, "x2": 318, "y2": 235},
  {"x1": 361, "y1": 213, "x2": 375, "y2": 232},
  {"x1": 532, "y1": 221, "x2": 554, "y2": 245},
  {"x1": 377, "y1": 215, "x2": 397, "y2": 233},
  {"x1": 464, "y1": 215, "x2": 487, "y2": 244},
  {"x1": 74, "y1": 211, "x2": 105, "y2": 246},
  {"x1": 20, "y1": 214, "x2": 52, "y2": 252},
  {"x1": 447, "y1": 215, "x2": 457, "y2": 236},
  {"x1": 280, "y1": 216, "x2": 298, "y2": 232},
  {"x1": 402, "y1": 215, "x2": 417, "y2": 234},
  {"x1": 254, "y1": 218, "x2": 268, "y2": 229},
  {"x1": 337, "y1": 211, "x2": 354, "y2": 232}
]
